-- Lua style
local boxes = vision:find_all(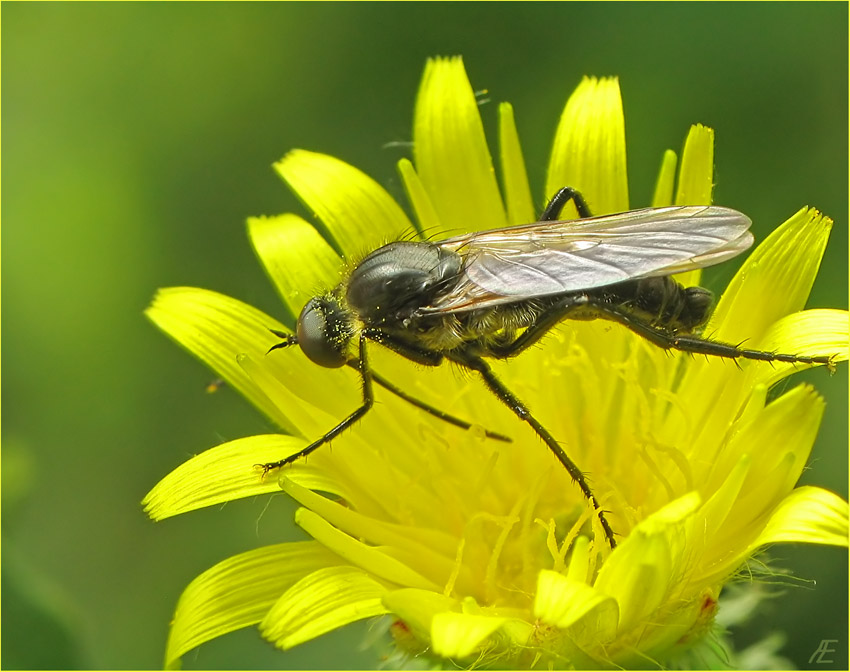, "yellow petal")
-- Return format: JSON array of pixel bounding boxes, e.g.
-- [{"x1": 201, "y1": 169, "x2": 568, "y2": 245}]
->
[
  {"x1": 397, "y1": 158, "x2": 441, "y2": 236},
  {"x1": 651, "y1": 149, "x2": 677, "y2": 207},
  {"x1": 274, "y1": 149, "x2": 413, "y2": 257},
  {"x1": 414, "y1": 56, "x2": 506, "y2": 234},
  {"x1": 620, "y1": 588, "x2": 719, "y2": 665},
  {"x1": 707, "y1": 384, "x2": 823, "y2": 515},
  {"x1": 143, "y1": 434, "x2": 311, "y2": 519},
  {"x1": 671, "y1": 123, "x2": 714, "y2": 288},
  {"x1": 709, "y1": 207, "x2": 832, "y2": 341},
  {"x1": 566, "y1": 535, "x2": 591, "y2": 583},
  {"x1": 698, "y1": 454, "x2": 751, "y2": 546},
  {"x1": 674, "y1": 124, "x2": 714, "y2": 206},
  {"x1": 753, "y1": 309, "x2": 849, "y2": 386},
  {"x1": 247, "y1": 213, "x2": 342, "y2": 322},
  {"x1": 498, "y1": 102, "x2": 535, "y2": 225},
  {"x1": 145, "y1": 287, "x2": 296, "y2": 431},
  {"x1": 546, "y1": 76, "x2": 628, "y2": 216},
  {"x1": 751, "y1": 486, "x2": 849, "y2": 548},
  {"x1": 281, "y1": 479, "x2": 472, "y2": 593},
  {"x1": 295, "y1": 508, "x2": 440, "y2": 591},
  {"x1": 534, "y1": 569, "x2": 618, "y2": 642},
  {"x1": 595, "y1": 493, "x2": 700, "y2": 631},
  {"x1": 260, "y1": 566, "x2": 389, "y2": 649},
  {"x1": 164, "y1": 541, "x2": 340, "y2": 667},
  {"x1": 234, "y1": 351, "x2": 340, "y2": 440},
  {"x1": 431, "y1": 611, "x2": 509, "y2": 659},
  {"x1": 383, "y1": 588, "x2": 459, "y2": 641}
]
